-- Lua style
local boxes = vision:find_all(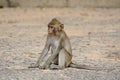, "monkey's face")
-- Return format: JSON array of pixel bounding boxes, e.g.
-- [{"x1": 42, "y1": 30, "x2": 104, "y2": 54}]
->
[
  {"x1": 48, "y1": 25, "x2": 54, "y2": 34},
  {"x1": 48, "y1": 24, "x2": 64, "y2": 34}
]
